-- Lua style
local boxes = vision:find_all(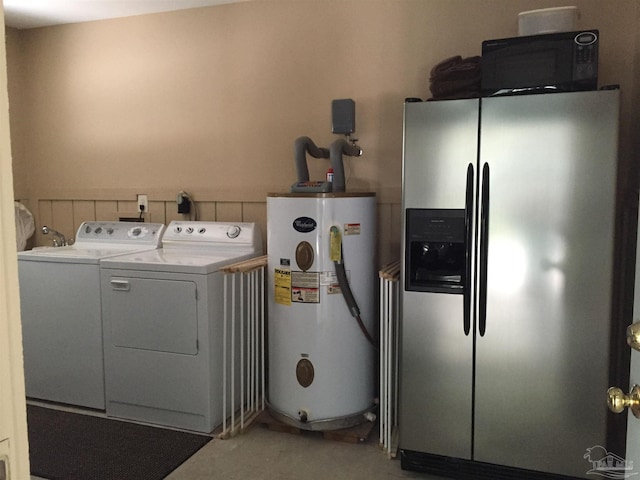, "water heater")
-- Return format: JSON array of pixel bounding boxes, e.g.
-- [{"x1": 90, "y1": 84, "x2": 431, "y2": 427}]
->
[{"x1": 267, "y1": 192, "x2": 376, "y2": 430}]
